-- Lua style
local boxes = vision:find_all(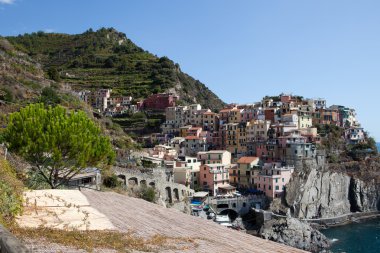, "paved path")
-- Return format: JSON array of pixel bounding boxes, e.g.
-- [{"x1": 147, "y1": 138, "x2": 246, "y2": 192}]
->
[
  {"x1": 18, "y1": 189, "x2": 308, "y2": 252},
  {"x1": 82, "y1": 190, "x2": 308, "y2": 253}
]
